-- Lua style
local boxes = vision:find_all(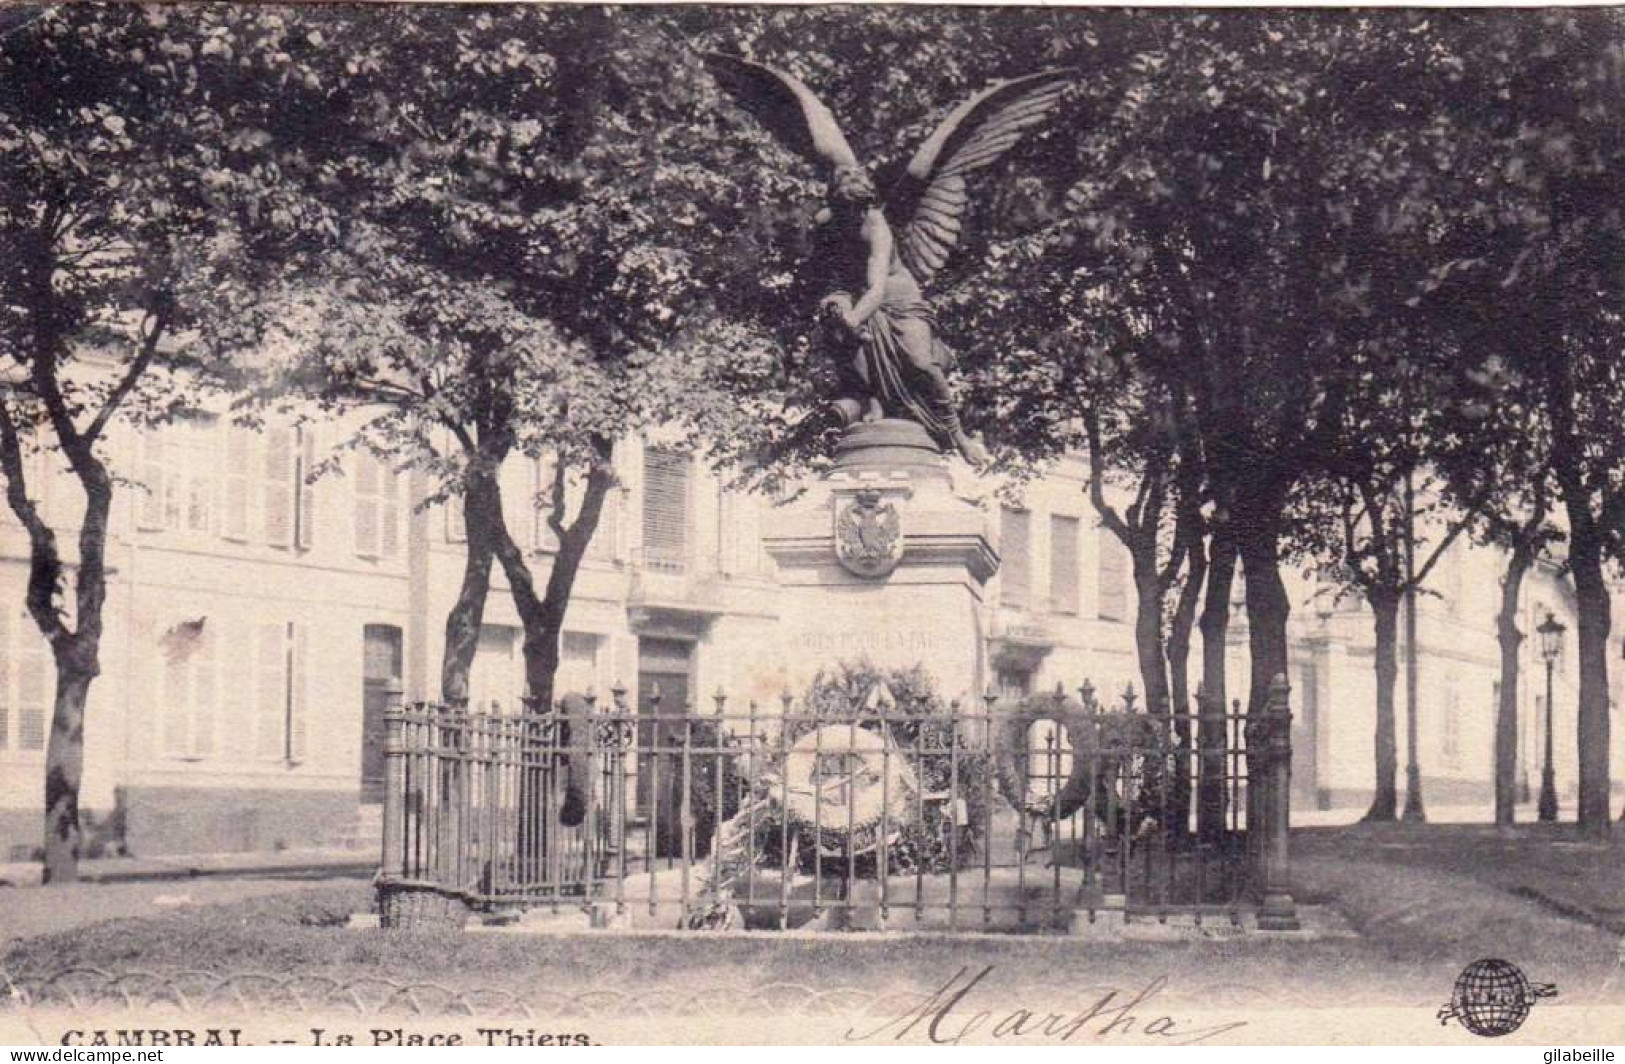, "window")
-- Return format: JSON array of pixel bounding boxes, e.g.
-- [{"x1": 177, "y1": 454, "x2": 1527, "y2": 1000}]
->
[
  {"x1": 556, "y1": 632, "x2": 600, "y2": 699},
  {"x1": 257, "y1": 424, "x2": 315, "y2": 549},
  {"x1": 719, "y1": 489, "x2": 762, "y2": 576},
  {"x1": 160, "y1": 617, "x2": 217, "y2": 759},
  {"x1": 297, "y1": 428, "x2": 317, "y2": 549},
  {"x1": 588, "y1": 478, "x2": 618, "y2": 561},
  {"x1": 995, "y1": 665, "x2": 1032, "y2": 699},
  {"x1": 0, "y1": 606, "x2": 49, "y2": 754},
  {"x1": 262, "y1": 427, "x2": 295, "y2": 546},
  {"x1": 136, "y1": 416, "x2": 218, "y2": 535},
  {"x1": 184, "y1": 419, "x2": 217, "y2": 533},
  {"x1": 364, "y1": 624, "x2": 404, "y2": 685},
  {"x1": 250, "y1": 620, "x2": 308, "y2": 762},
  {"x1": 220, "y1": 426, "x2": 253, "y2": 541},
  {"x1": 1049, "y1": 514, "x2": 1081, "y2": 615},
  {"x1": 353, "y1": 452, "x2": 401, "y2": 559},
  {"x1": 1441, "y1": 674, "x2": 1461, "y2": 769},
  {"x1": 470, "y1": 625, "x2": 521, "y2": 713},
  {"x1": 1097, "y1": 533, "x2": 1130, "y2": 621},
  {"x1": 641, "y1": 447, "x2": 689, "y2": 568},
  {"x1": 1000, "y1": 507, "x2": 1031, "y2": 610},
  {"x1": 446, "y1": 491, "x2": 465, "y2": 544},
  {"x1": 541, "y1": 458, "x2": 621, "y2": 562},
  {"x1": 1440, "y1": 542, "x2": 1463, "y2": 619},
  {"x1": 527, "y1": 455, "x2": 558, "y2": 552}
]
